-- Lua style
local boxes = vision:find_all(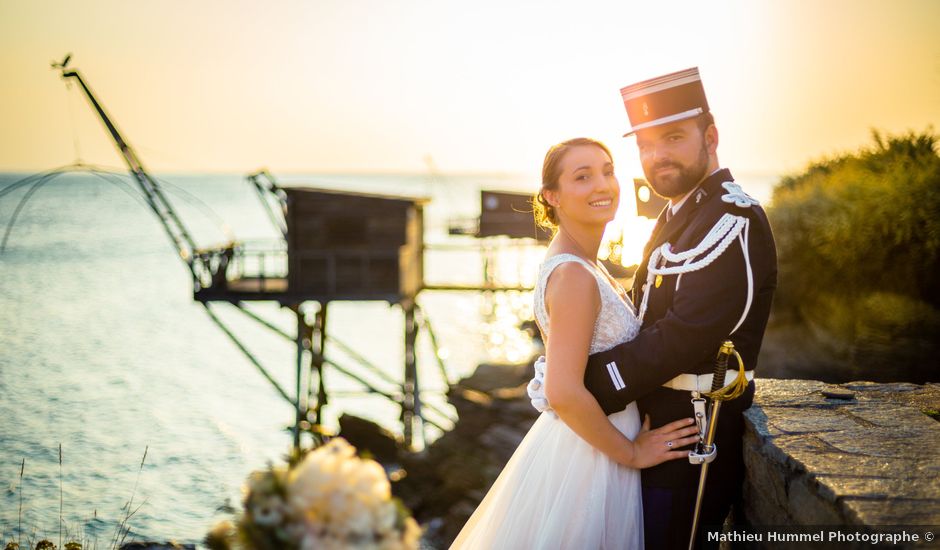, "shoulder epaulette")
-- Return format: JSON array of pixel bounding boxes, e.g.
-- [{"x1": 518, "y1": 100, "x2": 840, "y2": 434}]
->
[{"x1": 720, "y1": 181, "x2": 760, "y2": 209}]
